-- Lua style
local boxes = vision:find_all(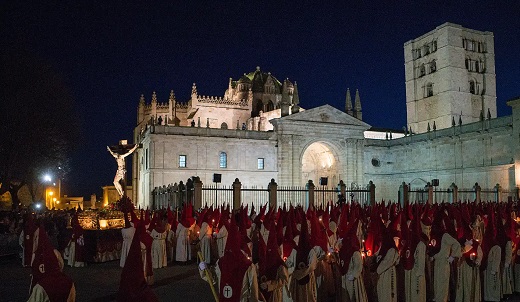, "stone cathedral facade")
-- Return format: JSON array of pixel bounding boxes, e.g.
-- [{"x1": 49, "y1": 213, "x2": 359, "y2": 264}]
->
[{"x1": 132, "y1": 23, "x2": 520, "y2": 209}]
